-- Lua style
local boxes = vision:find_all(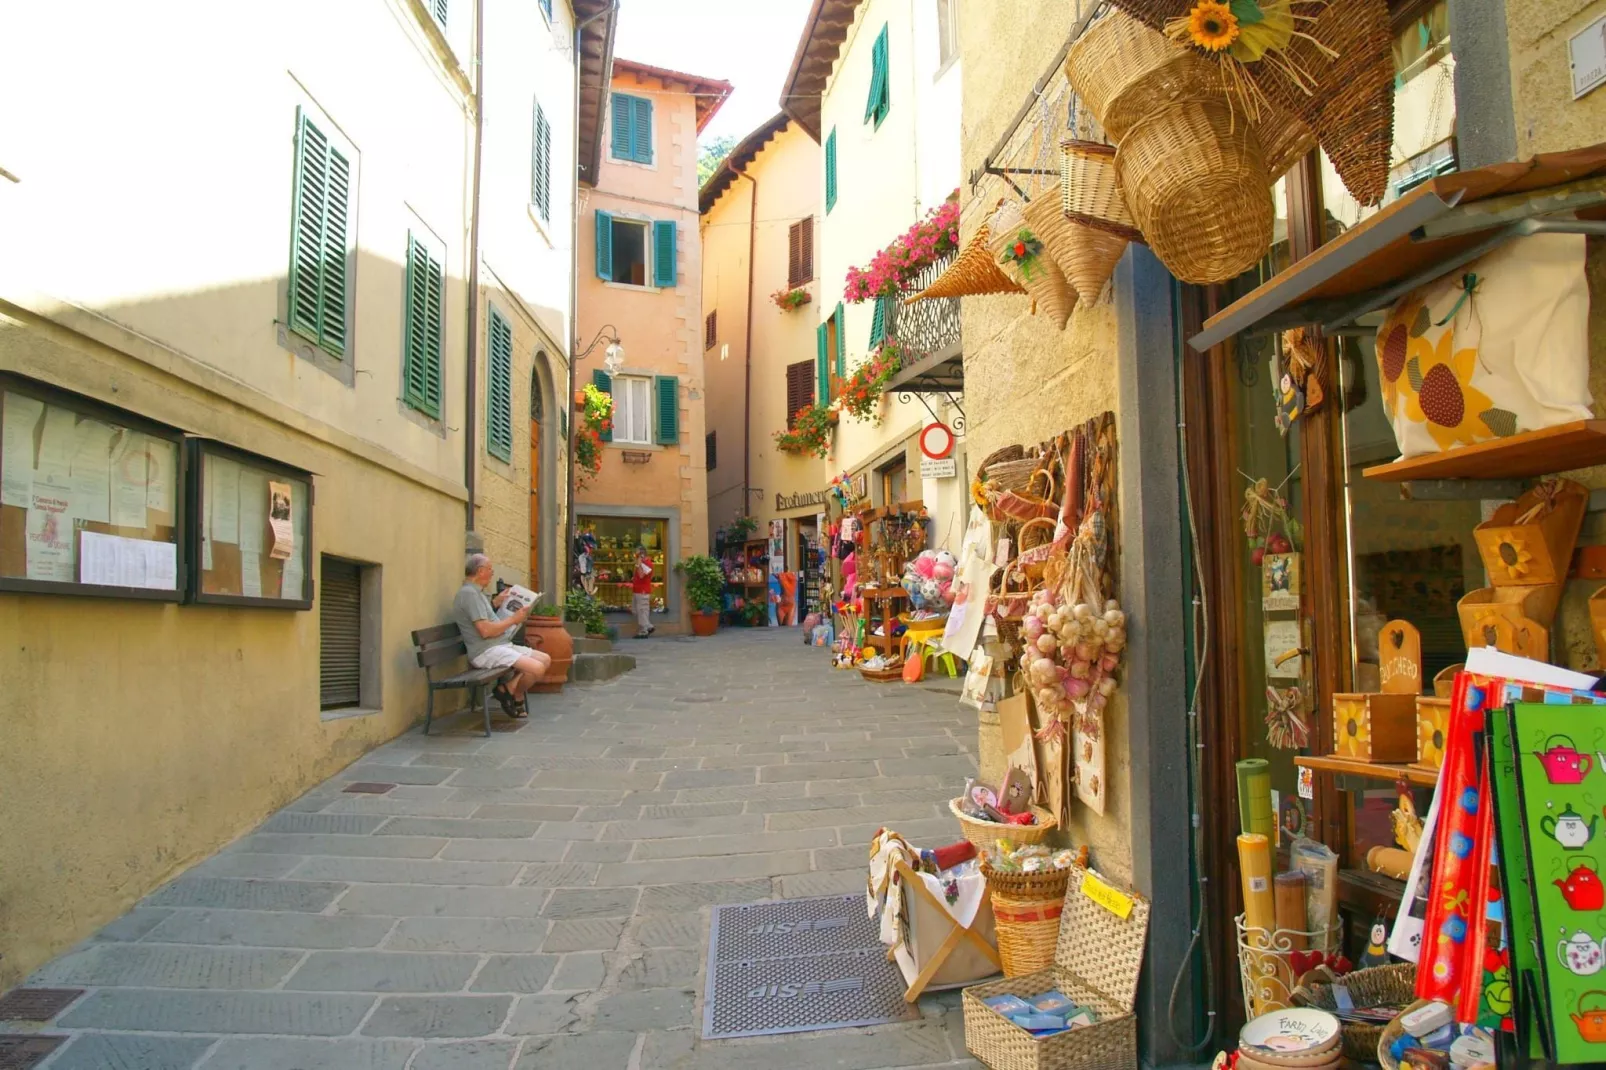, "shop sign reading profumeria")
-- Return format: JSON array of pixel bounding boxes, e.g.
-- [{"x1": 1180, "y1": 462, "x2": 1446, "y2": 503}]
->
[{"x1": 776, "y1": 489, "x2": 828, "y2": 512}]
